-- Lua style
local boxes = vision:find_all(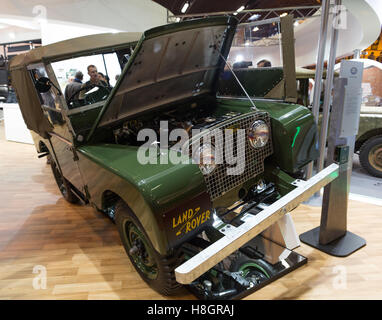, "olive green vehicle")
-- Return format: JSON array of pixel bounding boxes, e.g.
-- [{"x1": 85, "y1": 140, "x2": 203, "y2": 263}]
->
[{"x1": 10, "y1": 17, "x2": 337, "y2": 296}]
